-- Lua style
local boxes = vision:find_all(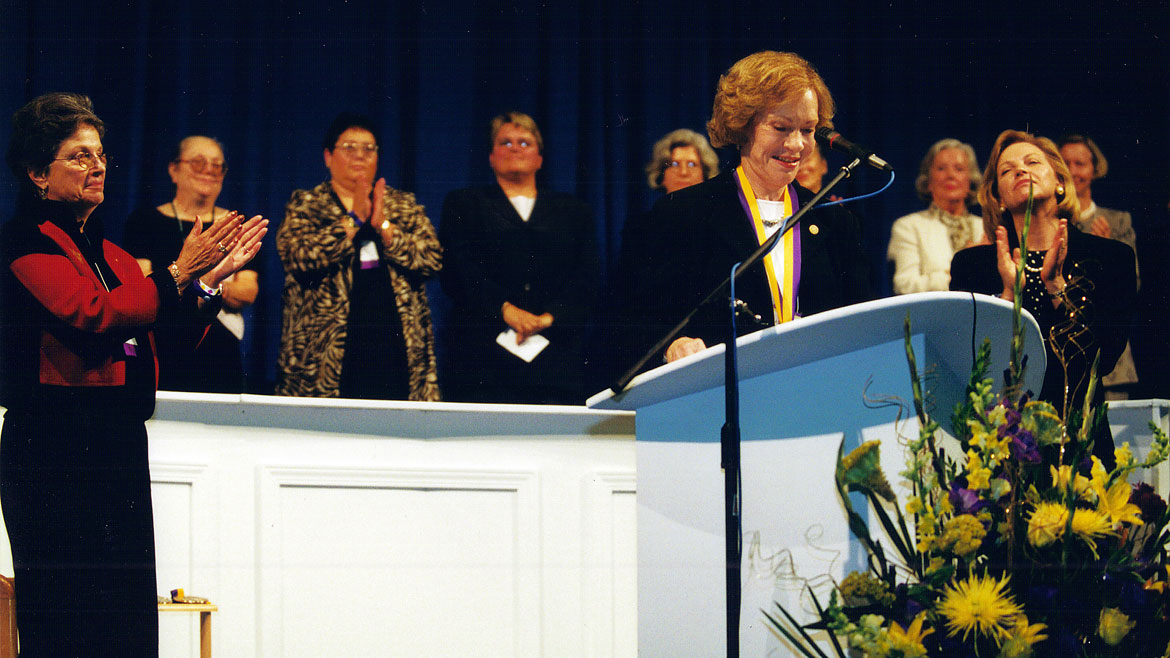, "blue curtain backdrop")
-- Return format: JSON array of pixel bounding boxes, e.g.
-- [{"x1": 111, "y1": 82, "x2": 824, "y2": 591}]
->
[{"x1": 2, "y1": 0, "x2": 1167, "y2": 394}]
